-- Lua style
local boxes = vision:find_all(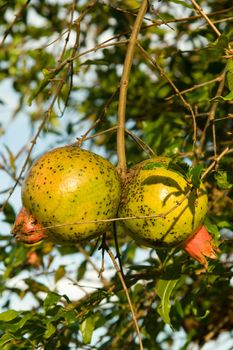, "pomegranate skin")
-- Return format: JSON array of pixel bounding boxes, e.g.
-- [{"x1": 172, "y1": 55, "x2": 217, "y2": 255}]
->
[
  {"x1": 119, "y1": 157, "x2": 208, "y2": 247},
  {"x1": 19, "y1": 145, "x2": 121, "y2": 243}
]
